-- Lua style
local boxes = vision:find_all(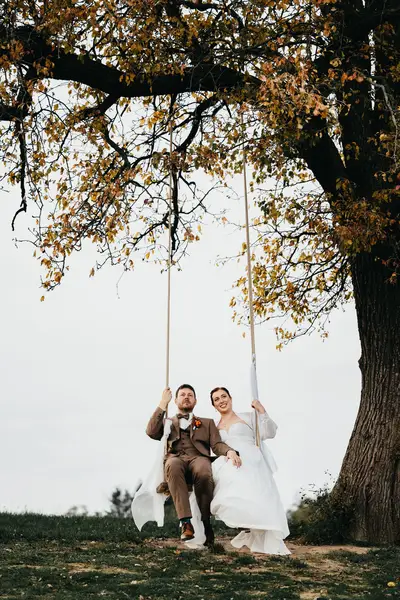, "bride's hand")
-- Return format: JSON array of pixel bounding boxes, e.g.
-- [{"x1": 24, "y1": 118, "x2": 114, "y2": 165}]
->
[
  {"x1": 226, "y1": 450, "x2": 242, "y2": 468},
  {"x1": 251, "y1": 400, "x2": 266, "y2": 414}
]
